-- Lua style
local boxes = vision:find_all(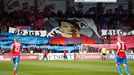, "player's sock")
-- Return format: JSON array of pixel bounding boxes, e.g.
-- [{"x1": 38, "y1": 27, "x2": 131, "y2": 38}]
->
[
  {"x1": 14, "y1": 63, "x2": 18, "y2": 75},
  {"x1": 14, "y1": 70, "x2": 17, "y2": 75},
  {"x1": 116, "y1": 66, "x2": 123, "y2": 75},
  {"x1": 124, "y1": 66, "x2": 130, "y2": 75},
  {"x1": 14, "y1": 63, "x2": 18, "y2": 70}
]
